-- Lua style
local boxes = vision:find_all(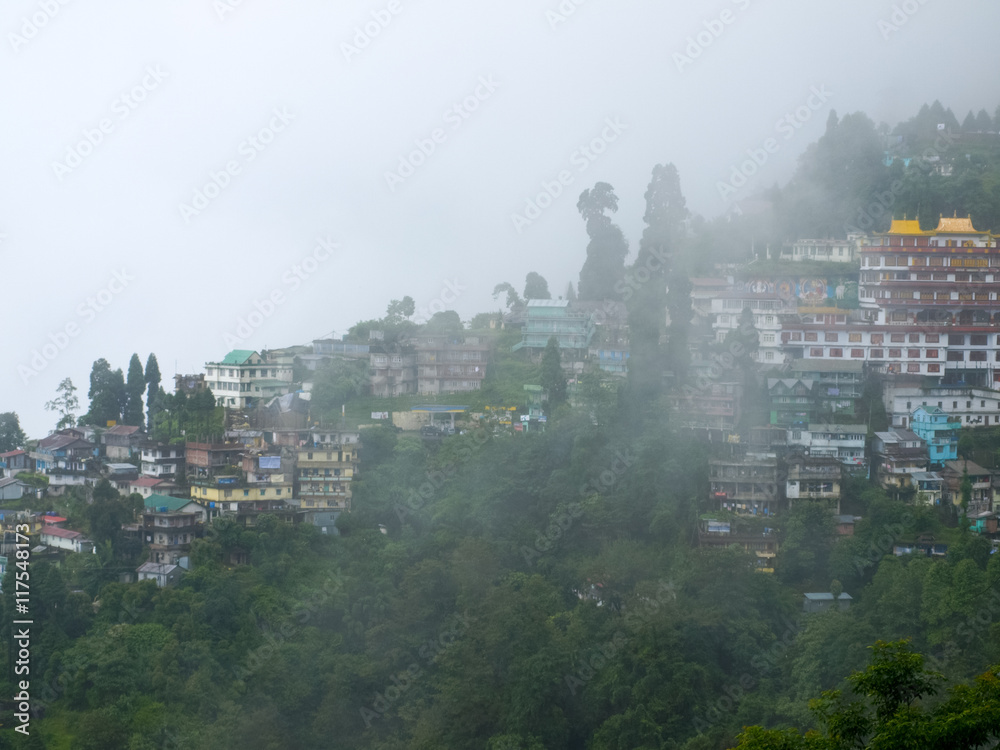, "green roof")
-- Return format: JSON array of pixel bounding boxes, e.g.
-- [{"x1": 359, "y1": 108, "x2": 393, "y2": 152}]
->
[
  {"x1": 144, "y1": 494, "x2": 193, "y2": 512},
  {"x1": 220, "y1": 350, "x2": 257, "y2": 365}
]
